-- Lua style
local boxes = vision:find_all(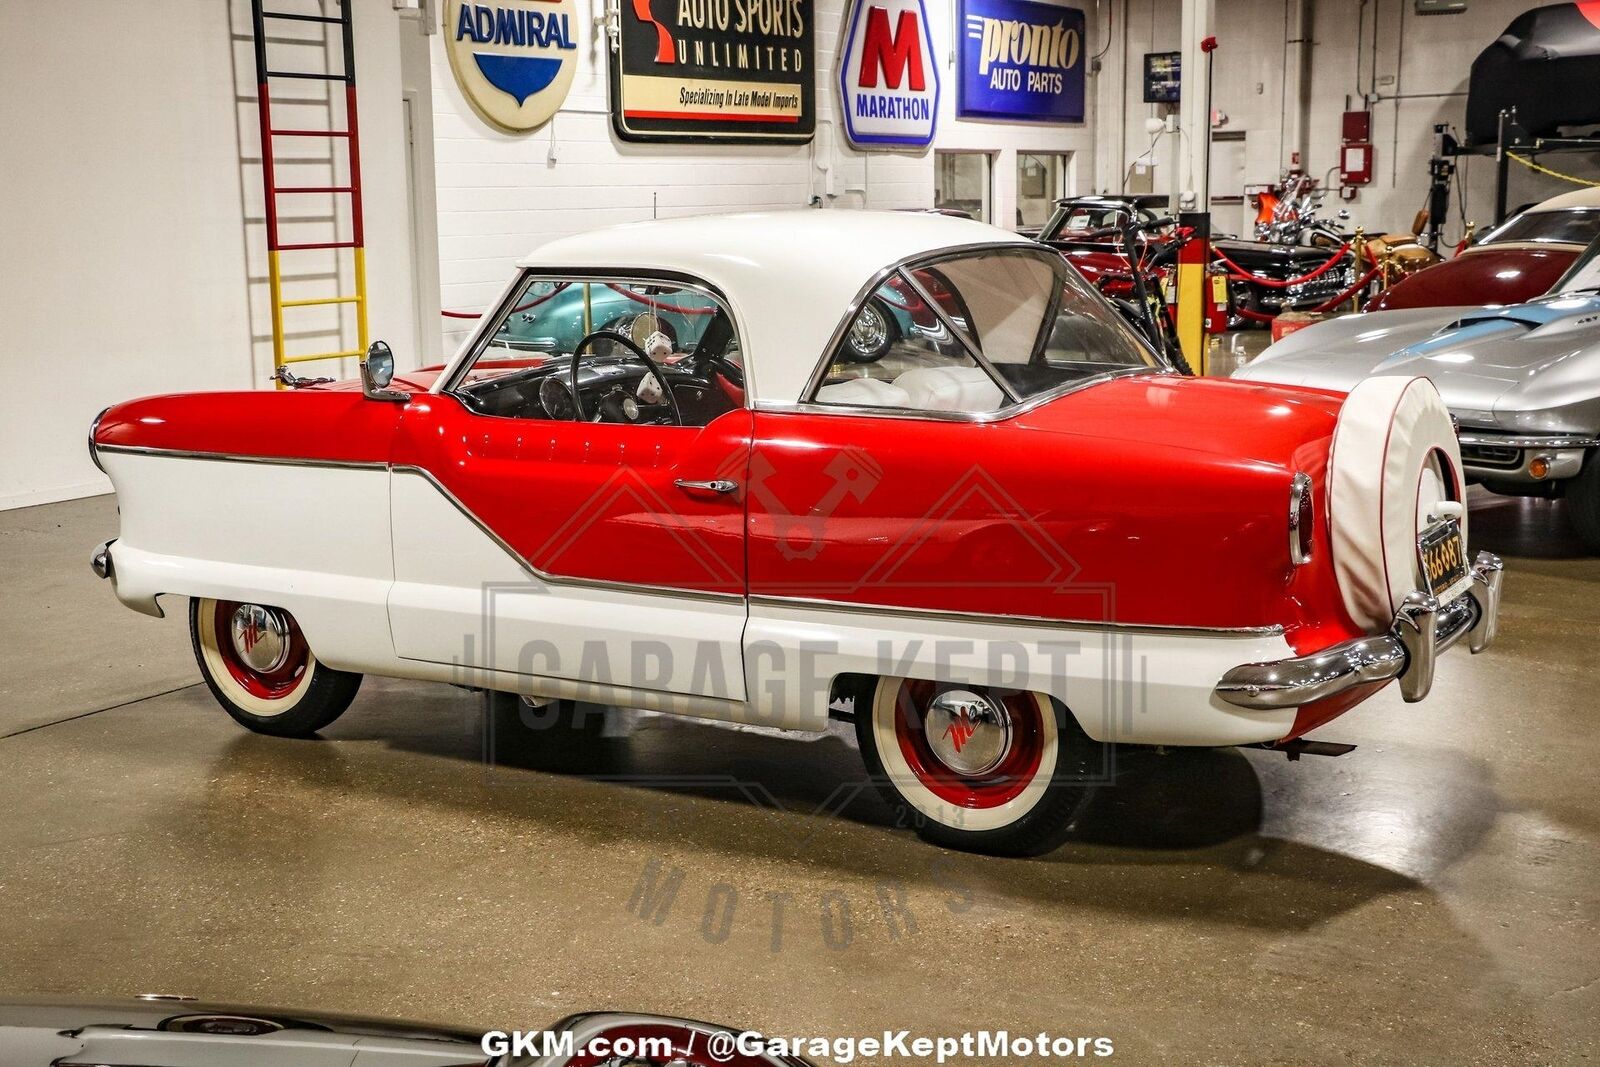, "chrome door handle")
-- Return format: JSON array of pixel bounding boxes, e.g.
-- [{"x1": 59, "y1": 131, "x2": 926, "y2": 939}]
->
[{"x1": 674, "y1": 478, "x2": 739, "y2": 494}]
